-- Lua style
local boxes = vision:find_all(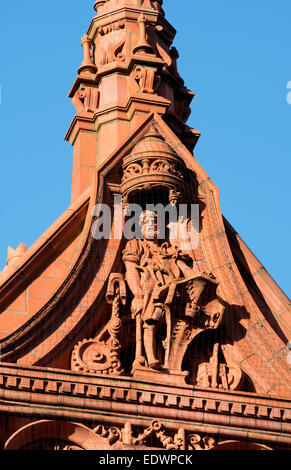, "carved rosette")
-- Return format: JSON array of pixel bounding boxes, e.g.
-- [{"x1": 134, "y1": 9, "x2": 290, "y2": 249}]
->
[
  {"x1": 121, "y1": 125, "x2": 186, "y2": 199},
  {"x1": 71, "y1": 336, "x2": 123, "y2": 375}
]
